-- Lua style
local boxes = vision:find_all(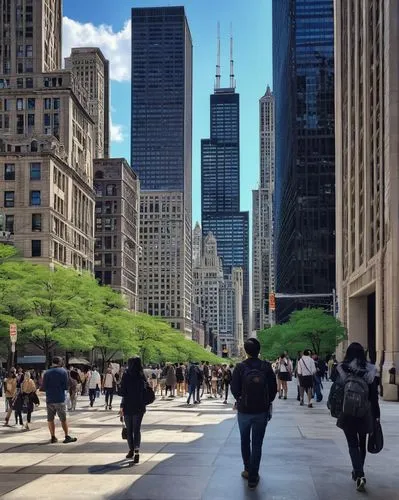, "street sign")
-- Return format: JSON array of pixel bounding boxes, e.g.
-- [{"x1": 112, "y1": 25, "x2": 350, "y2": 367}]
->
[{"x1": 9, "y1": 323, "x2": 17, "y2": 343}]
